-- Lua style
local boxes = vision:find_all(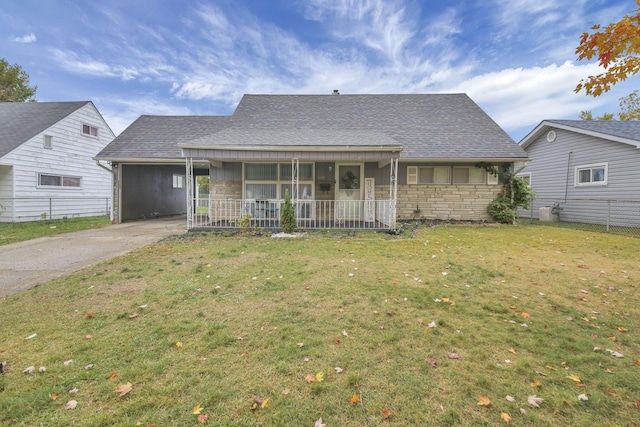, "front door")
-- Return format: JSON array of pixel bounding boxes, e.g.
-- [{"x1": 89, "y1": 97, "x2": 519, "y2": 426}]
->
[{"x1": 335, "y1": 164, "x2": 362, "y2": 221}]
